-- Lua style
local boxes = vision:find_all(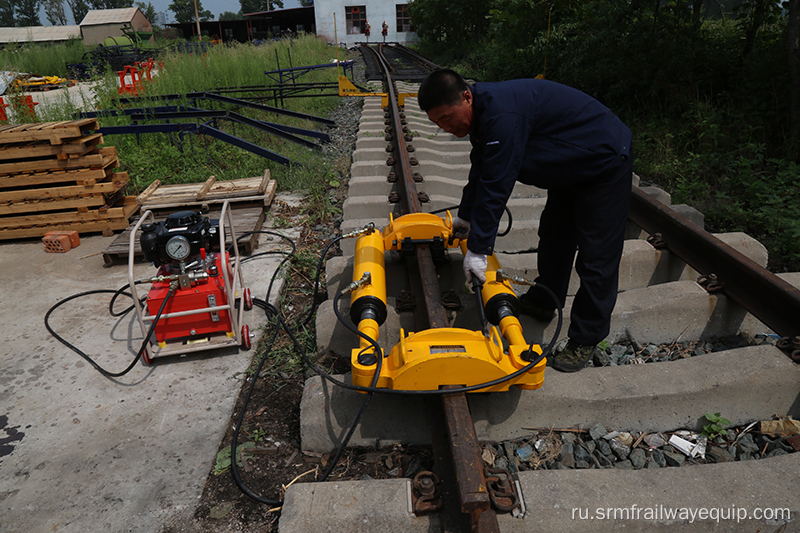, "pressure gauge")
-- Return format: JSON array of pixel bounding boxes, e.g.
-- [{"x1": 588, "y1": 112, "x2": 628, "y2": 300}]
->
[{"x1": 165, "y1": 235, "x2": 191, "y2": 260}]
